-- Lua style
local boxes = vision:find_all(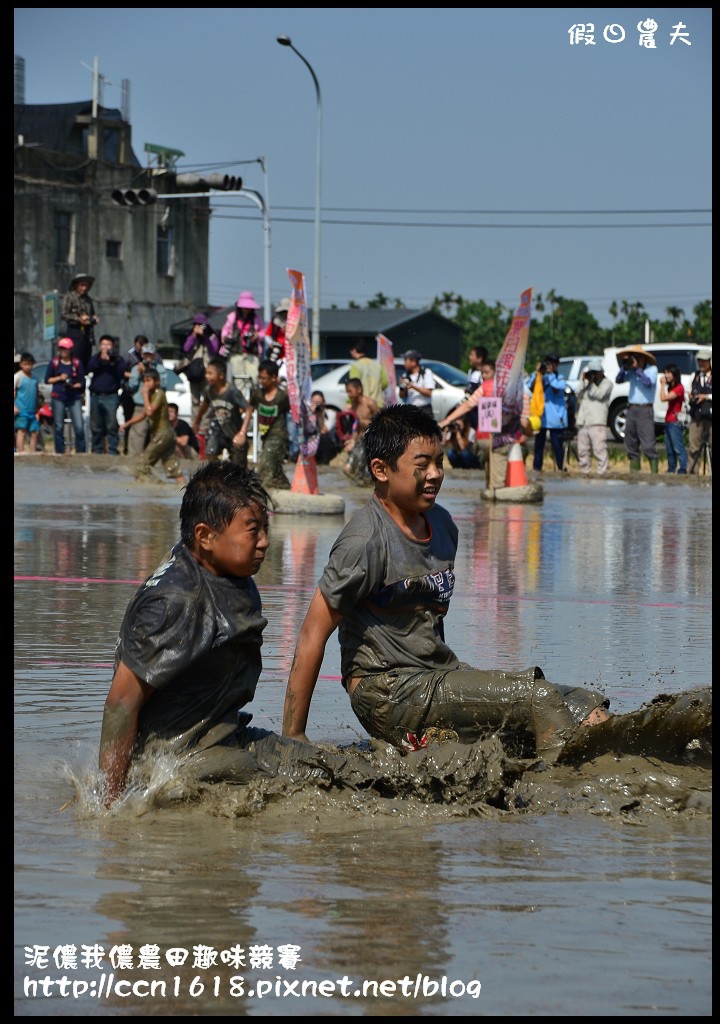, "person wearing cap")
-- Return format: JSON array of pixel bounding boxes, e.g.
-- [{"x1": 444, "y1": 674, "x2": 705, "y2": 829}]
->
[
  {"x1": 60, "y1": 273, "x2": 99, "y2": 370},
  {"x1": 398, "y1": 350, "x2": 435, "y2": 414},
  {"x1": 526, "y1": 354, "x2": 568, "y2": 472},
  {"x1": 14, "y1": 351, "x2": 41, "y2": 454},
  {"x1": 44, "y1": 337, "x2": 87, "y2": 454},
  {"x1": 220, "y1": 290, "x2": 265, "y2": 396},
  {"x1": 575, "y1": 358, "x2": 613, "y2": 476},
  {"x1": 615, "y1": 345, "x2": 659, "y2": 471},
  {"x1": 348, "y1": 339, "x2": 390, "y2": 408},
  {"x1": 179, "y1": 313, "x2": 221, "y2": 431},
  {"x1": 687, "y1": 347, "x2": 712, "y2": 473},
  {"x1": 125, "y1": 342, "x2": 169, "y2": 456}
]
